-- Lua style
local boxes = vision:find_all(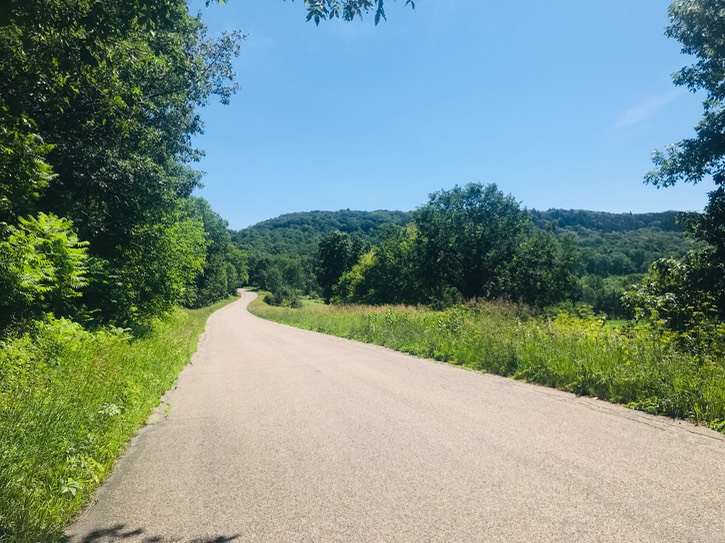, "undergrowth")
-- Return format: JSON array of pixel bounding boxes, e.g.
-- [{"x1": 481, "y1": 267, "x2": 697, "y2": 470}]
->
[
  {"x1": 250, "y1": 297, "x2": 725, "y2": 434},
  {"x1": 0, "y1": 297, "x2": 234, "y2": 543}
]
